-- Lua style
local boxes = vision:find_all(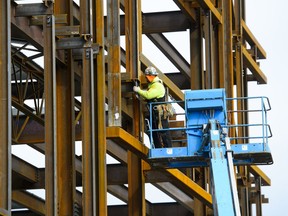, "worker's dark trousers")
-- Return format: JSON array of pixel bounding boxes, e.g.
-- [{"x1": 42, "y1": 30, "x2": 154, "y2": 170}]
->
[{"x1": 151, "y1": 110, "x2": 172, "y2": 148}]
